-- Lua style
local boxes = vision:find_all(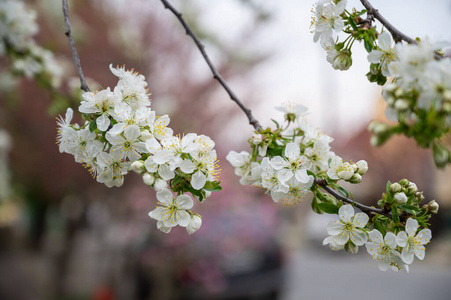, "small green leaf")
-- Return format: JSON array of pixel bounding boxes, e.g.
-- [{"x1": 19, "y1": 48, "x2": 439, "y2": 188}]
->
[
  {"x1": 204, "y1": 185, "x2": 222, "y2": 192},
  {"x1": 271, "y1": 119, "x2": 280, "y2": 129},
  {"x1": 392, "y1": 207, "x2": 400, "y2": 223},
  {"x1": 364, "y1": 39, "x2": 373, "y2": 52},
  {"x1": 317, "y1": 203, "x2": 339, "y2": 214},
  {"x1": 337, "y1": 186, "x2": 349, "y2": 198},
  {"x1": 386, "y1": 181, "x2": 391, "y2": 194},
  {"x1": 89, "y1": 119, "x2": 97, "y2": 132},
  {"x1": 348, "y1": 17, "x2": 358, "y2": 31},
  {"x1": 373, "y1": 218, "x2": 387, "y2": 235},
  {"x1": 311, "y1": 196, "x2": 323, "y2": 214},
  {"x1": 398, "y1": 204, "x2": 420, "y2": 215}
]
